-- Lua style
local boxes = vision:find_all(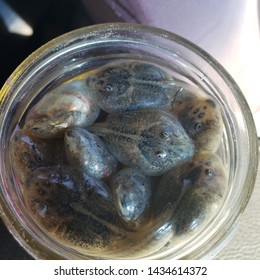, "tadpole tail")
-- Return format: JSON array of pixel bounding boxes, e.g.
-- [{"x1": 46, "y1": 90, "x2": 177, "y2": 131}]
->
[
  {"x1": 88, "y1": 122, "x2": 141, "y2": 142},
  {"x1": 87, "y1": 123, "x2": 112, "y2": 137},
  {"x1": 70, "y1": 201, "x2": 176, "y2": 258},
  {"x1": 130, "y1": 78, "x2": 198, "y2": 93}
]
